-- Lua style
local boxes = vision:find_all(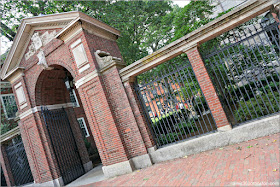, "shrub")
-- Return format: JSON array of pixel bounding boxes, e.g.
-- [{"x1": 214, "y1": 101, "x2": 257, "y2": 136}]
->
[{"x1": 234, "y1": 90, "x2": 279, "y2": 122}]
